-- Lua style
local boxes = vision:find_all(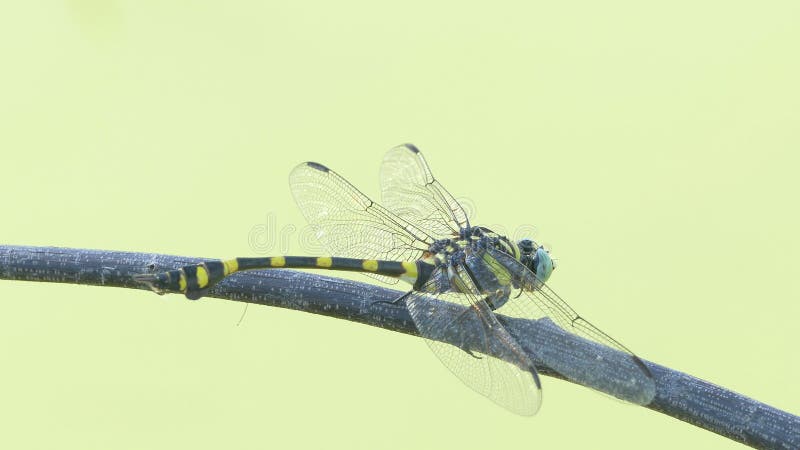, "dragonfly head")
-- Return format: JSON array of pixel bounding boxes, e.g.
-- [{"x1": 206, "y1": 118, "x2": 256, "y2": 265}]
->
[{"x1": 518, "y1": 239, "x2": 554, "y2": 283}]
